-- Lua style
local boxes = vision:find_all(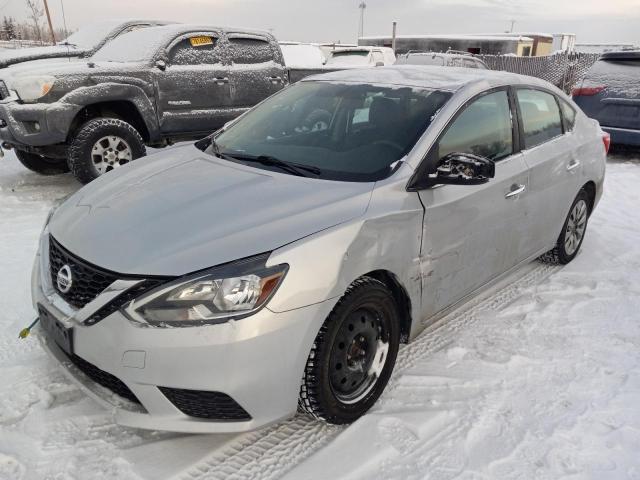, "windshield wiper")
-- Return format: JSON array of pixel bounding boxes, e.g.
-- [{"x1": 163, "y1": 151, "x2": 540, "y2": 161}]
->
[
  {"x1": 57, "y1": 41, "x2": 77, "y2": 48},
  {"x1": 218, "y1": 152, "x2": 321, "y2": 177}
]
